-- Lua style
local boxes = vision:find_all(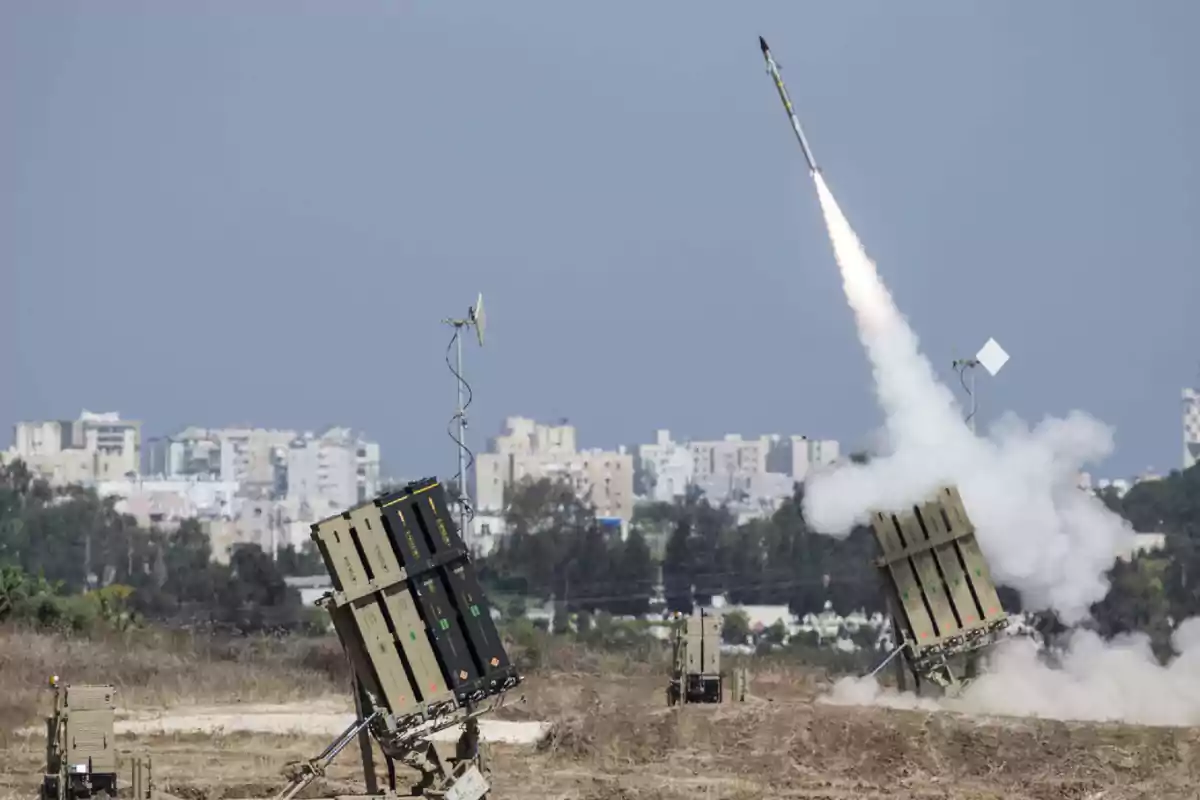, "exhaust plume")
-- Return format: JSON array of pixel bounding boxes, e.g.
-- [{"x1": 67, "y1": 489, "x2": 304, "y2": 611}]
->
[
  {"x1": 801, "y1": 172, "x2": 1200, "y2": 726},
  {"x1": 823, "y1": 619, "x2": 1200, "y2": 726},
  {"x1": 803, "y1": 172, "x2": 1133, "y2": 624}
]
